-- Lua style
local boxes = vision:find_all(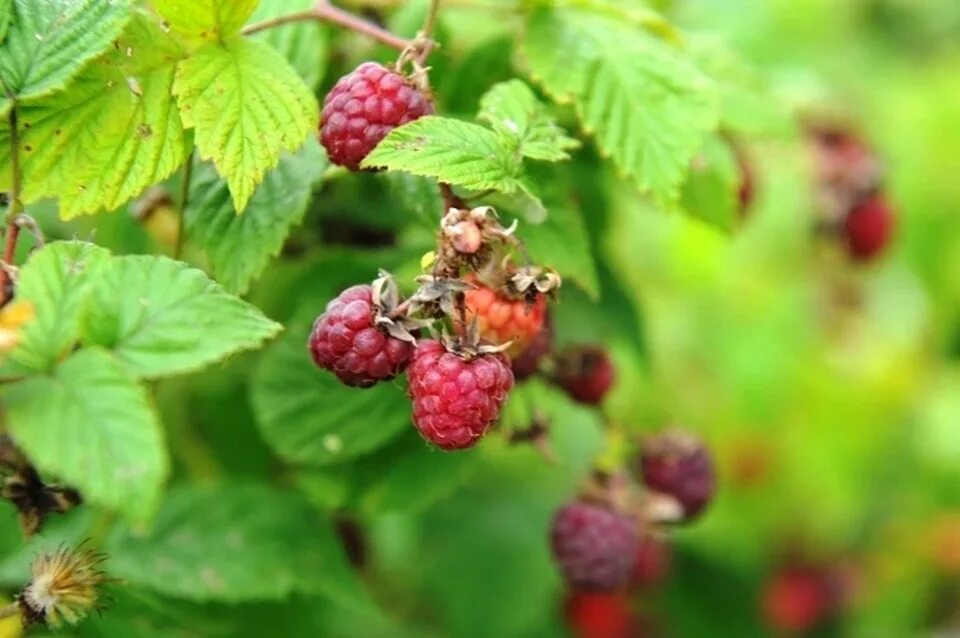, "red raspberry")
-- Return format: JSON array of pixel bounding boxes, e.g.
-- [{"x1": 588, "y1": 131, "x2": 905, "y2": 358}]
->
[
  {"x1": 554, "y1": 346, "x2": 615, "y2": 405},
  {"x1": 638, "y1": 430, "x2": 716, "y2": 522},
  {"x1": 510, "y1": 313, "x2": 553, "y2": 381},
  {"x1": 551, "y1": 501, "x2": 638, "y2": 592},
  {"x1": 564, "y1": 591, "x2": 643, "y2": 638},
  {"x1": 406, "y1": 340, "x2": 514, "y2": 450},
  {"x1": 308, "y1": 285, "x2": 414, "y2": 388},
  {"x1": 629, "y1": 533, "x2": 670, "y2": 589},
  {"x1": 464, "y1": 277, "x2": 547, "y2": 356},
  {"x1": 761, "y1": 566, "x2": 833, "y2": 633},
  {"x1": 842, "y1": 194, "x2": 894, "y2": 262},
  {"x1": 320, "y1": 62, "x2": 434, "y2": 170}
]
